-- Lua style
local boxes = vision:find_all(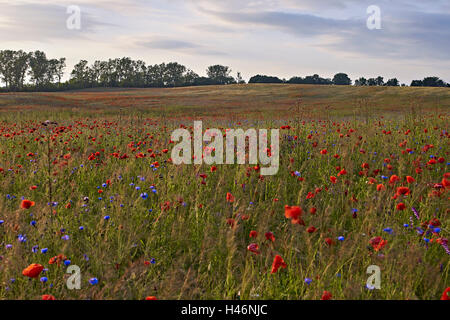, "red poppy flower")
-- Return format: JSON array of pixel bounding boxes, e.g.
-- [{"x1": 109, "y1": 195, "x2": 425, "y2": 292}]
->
[
  {"x1": 442, "y1": 175, "x2": 450, "y2": 189},
  {"x1": 406, "y1": 176, "x2": 415, "y2": 183},
  {"x1": 396, "y1": 187, "x2": 410, "y2": 196},
  {"x1": 49, "y1": 254, "x2": 67, "y2": 266},
  {"x1": 310, "y1": 207, "x2": 317, "y2": 215},
  {"x1": 338, "y1": 169, "x2": 347, "y2": 176},
  {"x1": 330, "y1": 176, "x2": 337, "y2": 184},
  {"x1": 376, "y1": 184, "x2": 385, "y2": 191},
  {"x1": 307, "y1": 226, "x2": 317, "y2": 233},
  {"x1": 145, "y1": 296, "x2": 158, "y2": 300},
  {"x1": 22, "y1": 264, "x2": 44, "y2": 278},
  {"x1": 441, "y1": 287, "x2": 450, "y2": 300},
  {"x1": 389, "y1": 175, "x2": 400, "y2": 184},
  {"x1": 284, "y1": 205, "x2": 302, "y2": 220},
  {"x1": 370, "y1": 236, "x2": 387, "y2": 251},
  {"x1": 247, "y1": 243, "x2": 260, "y2": 255},
  {"x1": 265, "y1": 232, "x2": 275, "y2": 242},
  {"x1": 306, "y1": 192, "x2": 315, "y2": 199},
  {"x1": 42, "y1": 294, "x2": 56, "y2": 300},
  {"x1": 249, "y1": 230, "x2": 258, "y2": 238},
  {"x1": 321, "y1": 291, "x2": 332, "y2": 300},
  {"x1": 20, "y1": 199, "x2": 35, "y2": 209},
  {"x1": 325, "y1": 238, "x2": 334, "y2": 246},
  {"x1": 226, "y1": 218, "x2": 235, "y2": 227},
  {"x1": 271, "y1": 255, "x2": 287, "y2": 274},
  {"x1": 396, "y1": 203, "x2": 406, "y2": 211},
  {"x1": 226, "y1": 192, "x2": 235, "y2": 203}
]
